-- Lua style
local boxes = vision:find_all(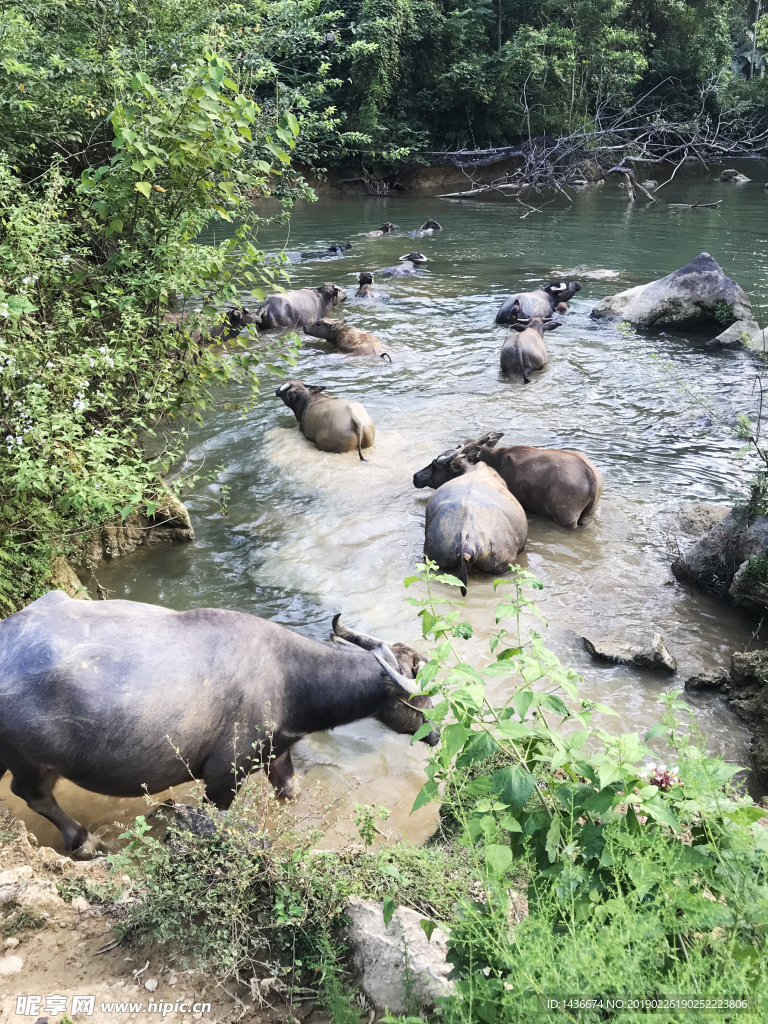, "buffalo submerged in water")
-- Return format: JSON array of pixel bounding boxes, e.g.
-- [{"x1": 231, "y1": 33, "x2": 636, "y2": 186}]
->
[{"x1": 0, "y1": 593, "x2": 437, "y2": 858}]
